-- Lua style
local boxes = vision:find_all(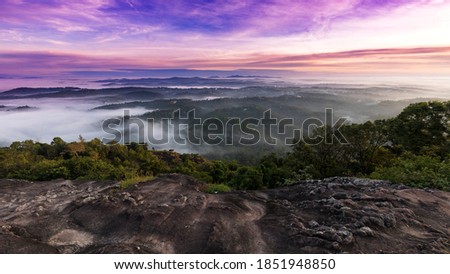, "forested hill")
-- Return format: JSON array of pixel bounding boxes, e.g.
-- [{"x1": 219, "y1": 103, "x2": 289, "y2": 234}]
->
[{"x1": 0, "y1": 101, "x2": 448, "y2": 191}]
